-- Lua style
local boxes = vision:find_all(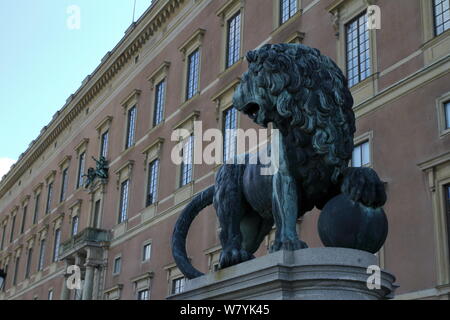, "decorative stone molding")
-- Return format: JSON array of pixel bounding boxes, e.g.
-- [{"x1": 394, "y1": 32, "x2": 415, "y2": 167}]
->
[
  {"x1": 121, "y1": 89, "x2": 142, "y2": 110},
  {"x1": 179, "y1": 29, "x2": 206, "y2": 60},
  {"x1": 142, "y1": 138, "x2": 164, "y2": 169},
  {"x1": 148, "y1": 61, "x2": 171, "y2": 89},
  {"x1": 95, "y1": 116, "x2": 113, "y2": 136},
  {"x1": 114, "y1": 160, "x2": 135, "y2": 189}
]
